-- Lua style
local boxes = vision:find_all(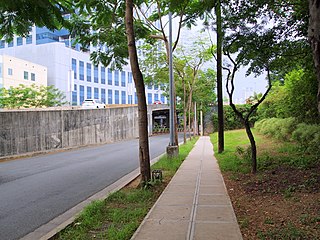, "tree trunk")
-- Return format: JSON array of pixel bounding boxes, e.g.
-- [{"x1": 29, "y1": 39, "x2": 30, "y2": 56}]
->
[
  {"x1": 308, "y1": 0, "x2": 320, "y2": 113},
  {"x1": 183, "y1": 79, "x2": 187, "y2": 144},
  {"x1": 125, "y1": 0, "x2": 151, "y2": 184},
  {"x1": 244, "y1": 121, "x2": 257, "y2": 174},
  {"x1": 215, "y1": 0, "x2": 224, "y2": 153}
]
